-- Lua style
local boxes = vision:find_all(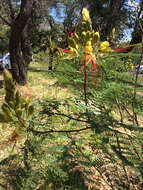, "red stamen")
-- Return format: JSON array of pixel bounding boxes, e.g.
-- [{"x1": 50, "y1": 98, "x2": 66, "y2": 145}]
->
[
  {"x1": 113, "y1": 46, "x2": 135, "y2": 53},
  {"x1": 71, "y1": 32, "x2": 74, "y2": 38},
  {"x1": 25, "y1": 85, "x2": 31, "y2": 98},
  {"x1": 92, "y1": 58, "x2": 97, "y2": 85},
  {"x1": 9, "y1": 133, "x2": 18, "y2": 143},
  {"x1": 88, "y1": 55, "x2": 92, "y2": 72},
  {"x1": 62, "y1": 49, "x2": 71, "y2": 53}
]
